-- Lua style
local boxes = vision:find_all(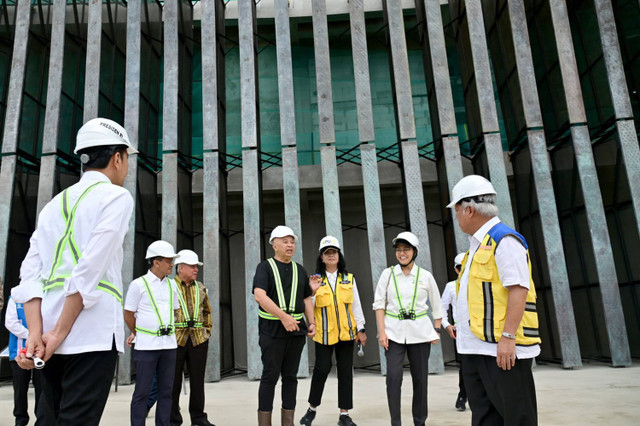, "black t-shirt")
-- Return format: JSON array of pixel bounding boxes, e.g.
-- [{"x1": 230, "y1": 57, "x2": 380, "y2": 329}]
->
[{"x1": 252, "y1": 258, "x2": 311, "y2": 337}]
